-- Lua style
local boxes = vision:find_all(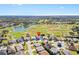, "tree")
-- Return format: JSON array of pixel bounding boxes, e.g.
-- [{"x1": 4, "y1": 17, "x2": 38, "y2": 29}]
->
[{"x1": 72, "y1": 26, "x2": 79, "y2": 35}]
